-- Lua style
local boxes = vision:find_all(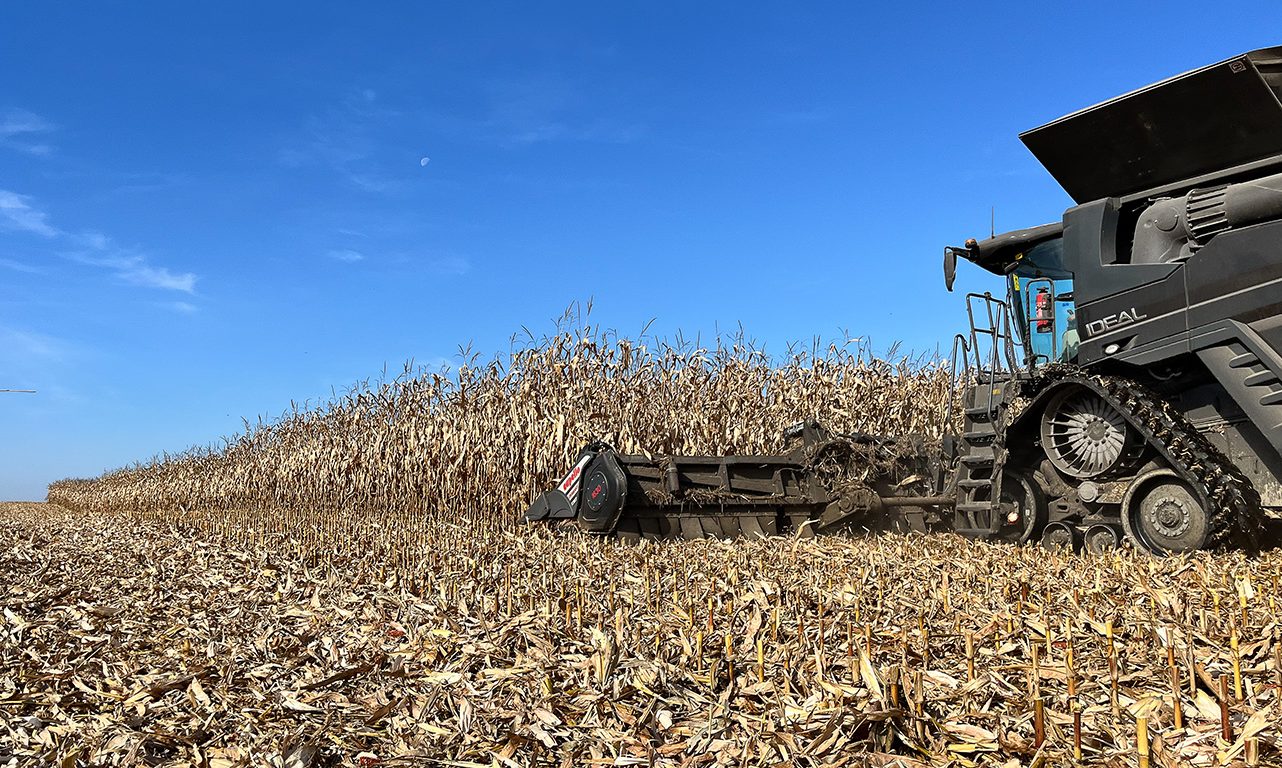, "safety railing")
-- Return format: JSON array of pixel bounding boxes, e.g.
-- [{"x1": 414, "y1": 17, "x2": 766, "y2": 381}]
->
[{"x1": 963, "y1": 292, "x2": 1018, "y2": 419}]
